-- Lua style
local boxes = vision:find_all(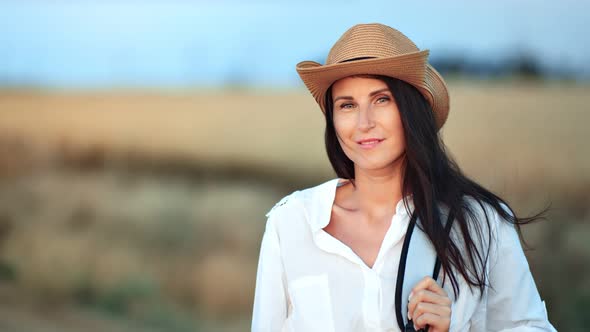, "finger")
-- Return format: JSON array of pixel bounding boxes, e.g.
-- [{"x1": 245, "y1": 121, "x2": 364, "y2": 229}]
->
[
  {"x1": 410, "y1": 276, "x2": 447, "y2": 298},
  {"x1": 413, "y1": 312, "x2": 451, "y2": 331},
  {"x1": 411, "y1": 302, "x2": 451, "y2": 324},
  {"x1": 411, "y1": 302, "x2": 451, "y2": 326},
  {"x1": 426, "y1": 279, "x2": 448, "y2": 298},
  {"x1": 407, "y1": 289, "x2": 451, "y2": 319},
  {"x1": 407, "y1": 290, "x2": 449, "y2": 320}
]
